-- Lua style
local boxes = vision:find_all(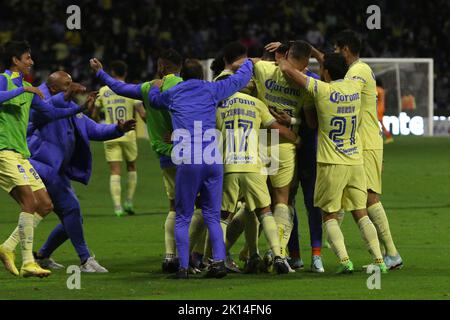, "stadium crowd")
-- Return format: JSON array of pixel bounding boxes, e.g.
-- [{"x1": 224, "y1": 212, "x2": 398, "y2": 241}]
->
[
  {"x1": 0, "y1": 0, "x2": 448, "y2": 112},
  {"x1": 0, "y1": 0, "x2": 450, "y2": 112}
]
